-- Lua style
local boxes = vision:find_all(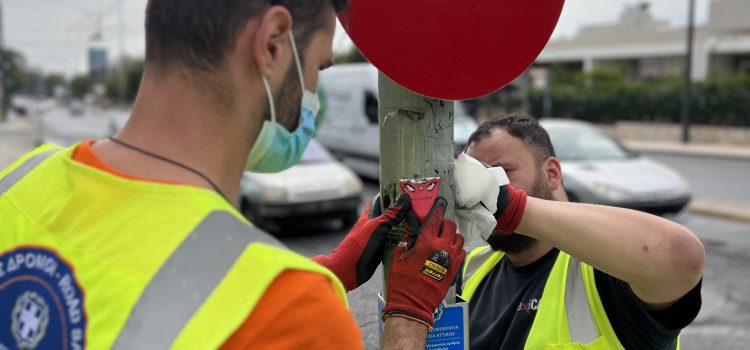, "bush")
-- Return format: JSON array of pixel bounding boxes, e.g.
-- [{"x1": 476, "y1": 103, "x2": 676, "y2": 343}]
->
[{"x1": 528, "y1": 69, "x2": 750, "y2": 127}]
